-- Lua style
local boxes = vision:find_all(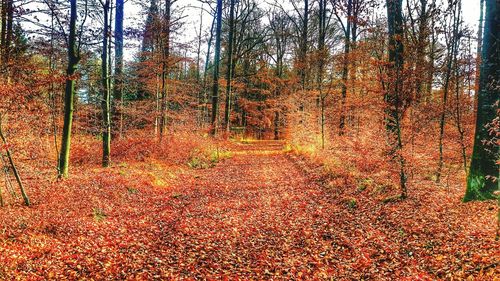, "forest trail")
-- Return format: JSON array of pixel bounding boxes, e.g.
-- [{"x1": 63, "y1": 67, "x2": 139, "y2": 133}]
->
[
  {"x1": 0, "y1": 141, "x2": 498, "y2": 280},
  {"x1": 161, "y1": 140, "x2": 336, "y2": 278}
]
